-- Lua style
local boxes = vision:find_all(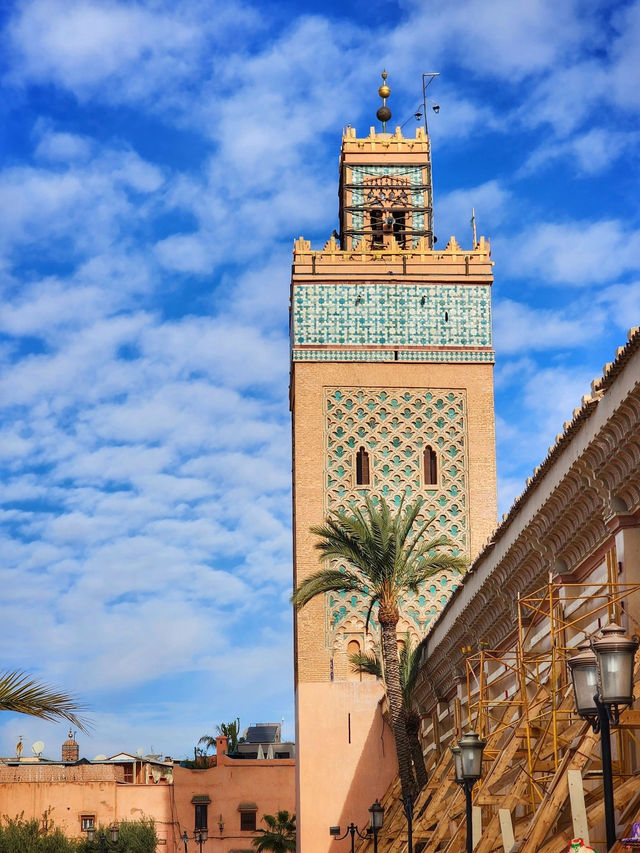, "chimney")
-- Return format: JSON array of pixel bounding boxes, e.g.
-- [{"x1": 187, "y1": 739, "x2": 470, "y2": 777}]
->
[
  {"x1": 216, "y1": 735, "x2": 228, "y2": 759},
  {"x1": 62, "y1": 729, "x2": 79, "y2": 762}
]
